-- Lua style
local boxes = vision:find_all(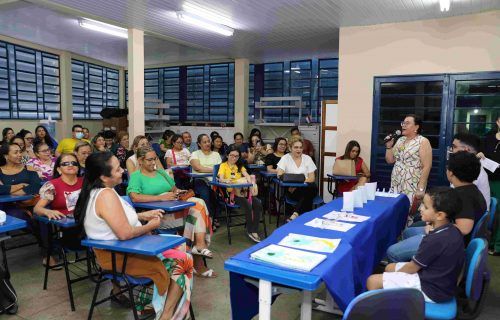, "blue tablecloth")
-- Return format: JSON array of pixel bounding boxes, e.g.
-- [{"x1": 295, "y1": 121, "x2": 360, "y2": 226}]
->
[{"x1": 226, "y1": 194, "x2": 409, "y2": 319}]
